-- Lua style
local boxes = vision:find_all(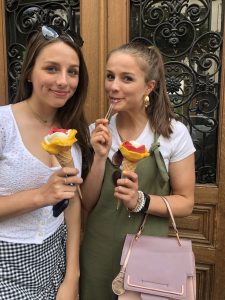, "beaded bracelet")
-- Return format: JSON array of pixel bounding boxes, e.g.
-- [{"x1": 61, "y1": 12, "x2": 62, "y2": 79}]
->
[{"x1": 128, "y1": 191, "x2": 146, "y2": 213}]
